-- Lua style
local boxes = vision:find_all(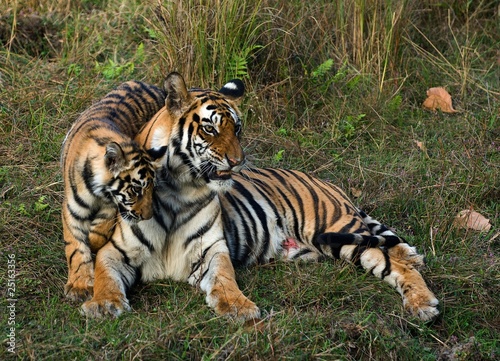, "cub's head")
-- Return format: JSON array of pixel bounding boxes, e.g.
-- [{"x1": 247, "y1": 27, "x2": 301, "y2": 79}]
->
[
  {"x1": 103, "y1": 142, "x2": 155, "y2": 222},
  {"x1": 142, "y1": 72, "x2": 246, "y2": 192}
]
